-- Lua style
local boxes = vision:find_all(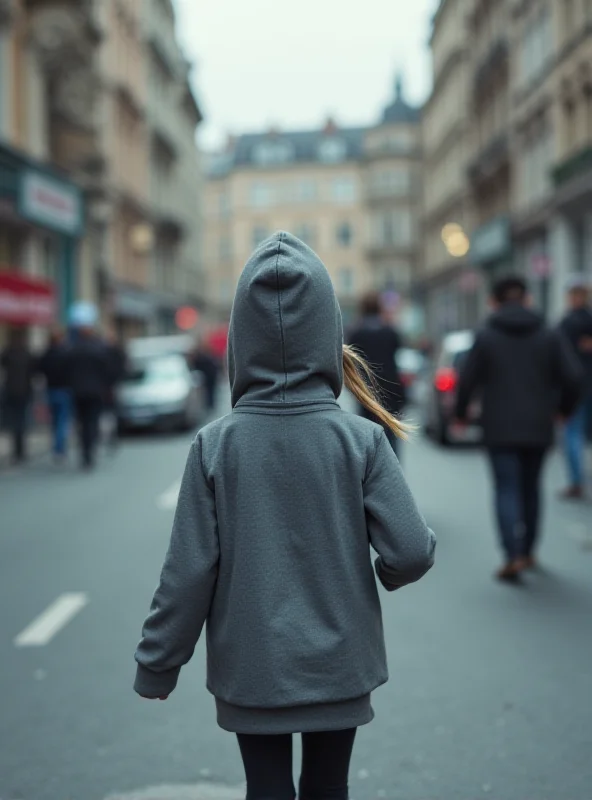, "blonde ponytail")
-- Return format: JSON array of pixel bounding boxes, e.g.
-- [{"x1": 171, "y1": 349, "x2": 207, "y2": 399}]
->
[{"x1": 343, "y1": 344, "x2": 410, "y2": 441}]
